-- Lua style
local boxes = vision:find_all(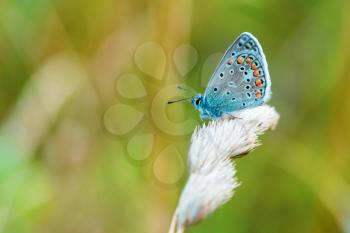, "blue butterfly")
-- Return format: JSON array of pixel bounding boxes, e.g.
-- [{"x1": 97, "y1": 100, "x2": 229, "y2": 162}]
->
[{"x1": 191, "y1": 32, "x2": 271, "y2": 120}]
